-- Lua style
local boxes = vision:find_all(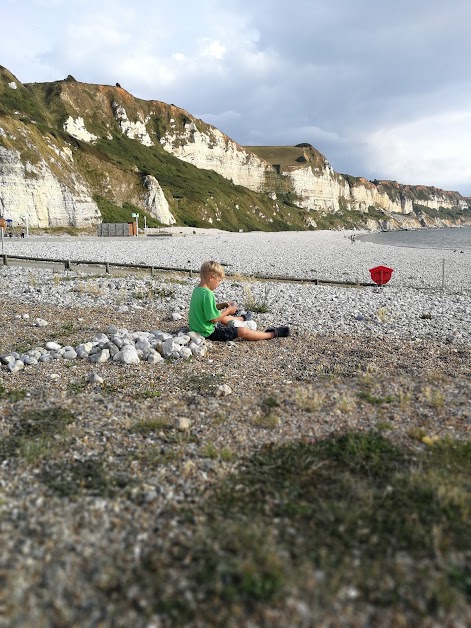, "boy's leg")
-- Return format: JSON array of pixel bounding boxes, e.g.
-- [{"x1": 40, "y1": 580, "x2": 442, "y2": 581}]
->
[
  {"x1": 219, "y1": 315, "x2": 245, "y2": 326},
  {"x1": 237, "y1": 327, "x2": 275, "y2": 341}
]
